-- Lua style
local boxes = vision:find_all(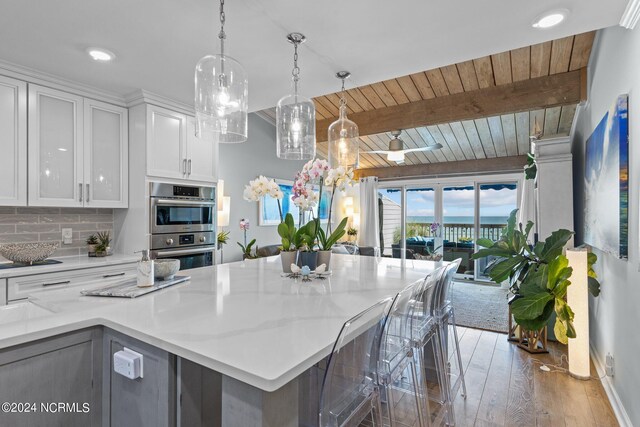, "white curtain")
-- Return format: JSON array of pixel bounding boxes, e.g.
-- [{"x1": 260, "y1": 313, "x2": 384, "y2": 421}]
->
[
  {"x1": 517, "y1": 174, "x2": 537, "y2": 238},
  {"x1": 358, "y1": 177, "x2": 380, "y2": 249}
]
